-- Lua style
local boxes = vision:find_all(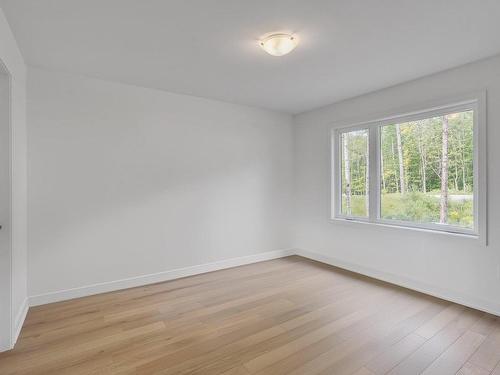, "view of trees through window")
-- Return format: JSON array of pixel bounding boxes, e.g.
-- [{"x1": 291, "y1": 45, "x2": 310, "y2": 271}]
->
[
  {"x1": 340, "y1": 129, "x2": 369, "y2": 217},
  {"x1": 381, "y1": 110, "x2": 474, "y2": 228},
  {"x1": 340, "y1": 110, "x2": 474, "y2": 229}
]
